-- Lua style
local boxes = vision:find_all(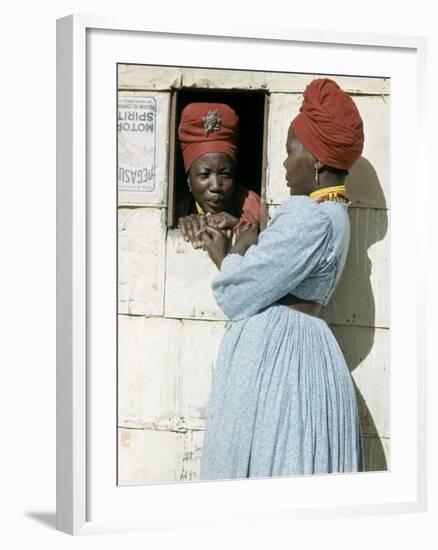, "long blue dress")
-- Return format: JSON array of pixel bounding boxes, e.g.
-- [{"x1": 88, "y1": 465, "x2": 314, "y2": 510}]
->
[{"x1": 200, "y1": 195, "x2": 364, "y2": 480}]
